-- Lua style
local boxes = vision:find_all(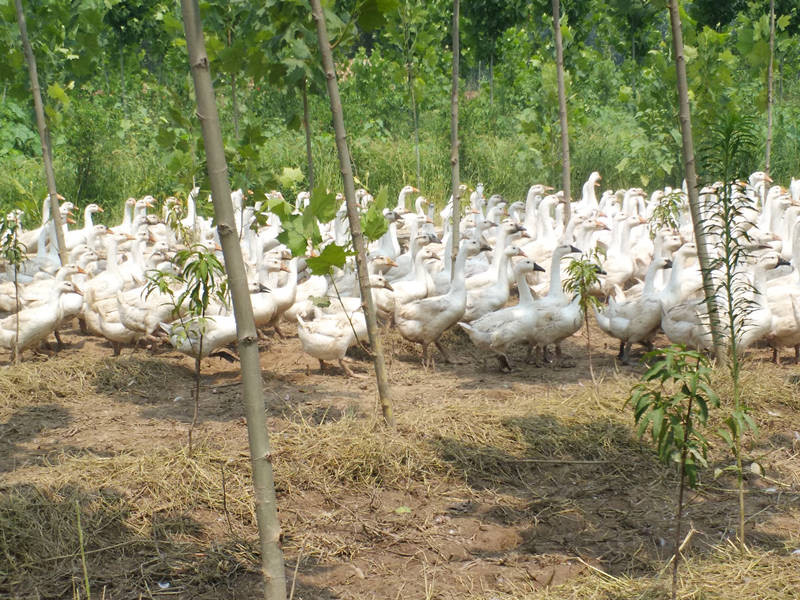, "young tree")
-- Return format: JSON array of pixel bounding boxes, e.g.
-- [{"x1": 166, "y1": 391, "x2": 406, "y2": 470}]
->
[
  {"x1": 179, "y1": 0, "x2": 286, "y2": 597},
  {"x1": 310, "y1": 0, "x2": 396, "y2": 428},
  {"x1": 666, "y1": 0, "x2": 724, "y2": 362},
  {"x1": 450, "y1": 0, "x2": 461, "y2": 276},
  {"x1": 0, "y1": 212, "x2": 25, "y2": 364},
  {"x1": 552, "y1": 0, "x2": 571, "y2": 228},
  {"x1": 563, "y1": 253, "x2": 603, "y2": 384},
  {"x1": 765, "y1": 0, "x2": 775, "y2": 178},
  {"x1": 13, "y1": 0, "x2": 67, "y2": 265},
  {"x1": 630, "y1": 347, "x2": 719, "y2": 600},
  {"x1": 146, "y1": 246, "x2": 229, "y2": 454}
]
